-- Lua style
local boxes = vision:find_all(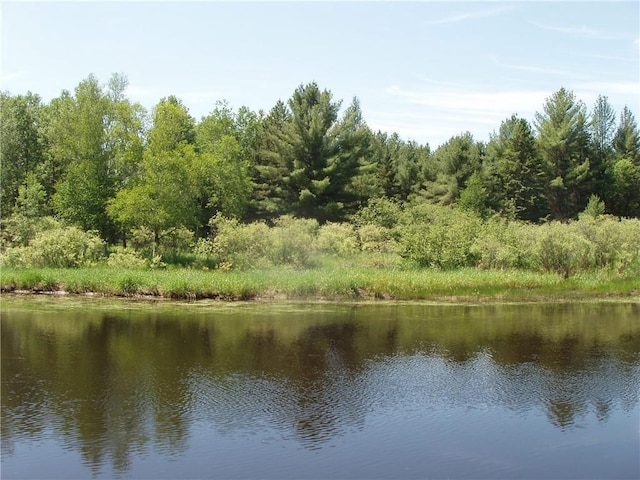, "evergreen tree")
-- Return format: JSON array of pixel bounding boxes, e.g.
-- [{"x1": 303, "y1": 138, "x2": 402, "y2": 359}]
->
[
  {"x1": 613, "y1": 106, "x2": 640, "y2": 164},
  {"x1": 485, "y1": 115, "x2": 548, "y2": 221},
  {"x1": 250, "y1": 100, "x2": 292, "y2": 219},
  {"x1": 608, "y1": 107, "x2": 640, "y2": 217},
  {"x1": 257, "y1": 83, "x2": 369, "y2": 222},
  {"x1": 535, "y1": 88, "x2": 592, "y2": 219},
  {"x1": 589, "y1": 95, "x2": 616, "y2": 201},
  {"x1": 421, "y1": 132, "x2": 482, "y2": 206}
]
